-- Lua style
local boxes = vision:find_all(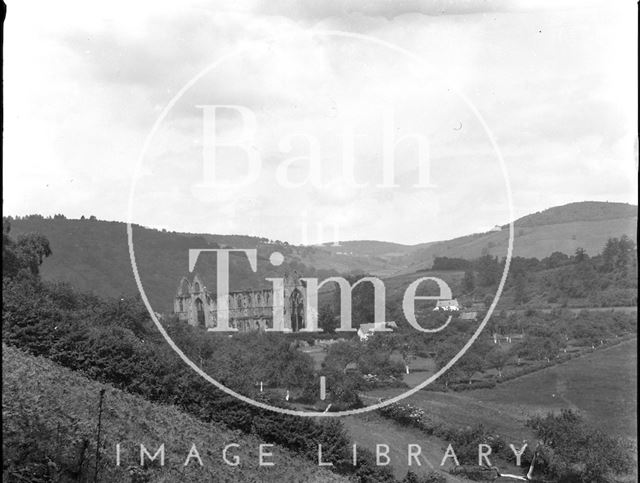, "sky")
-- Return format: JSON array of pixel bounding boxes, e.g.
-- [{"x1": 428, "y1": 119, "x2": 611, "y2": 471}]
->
[{"x1": 3, "y1": 0, "x2": 638, "y2": 245}]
